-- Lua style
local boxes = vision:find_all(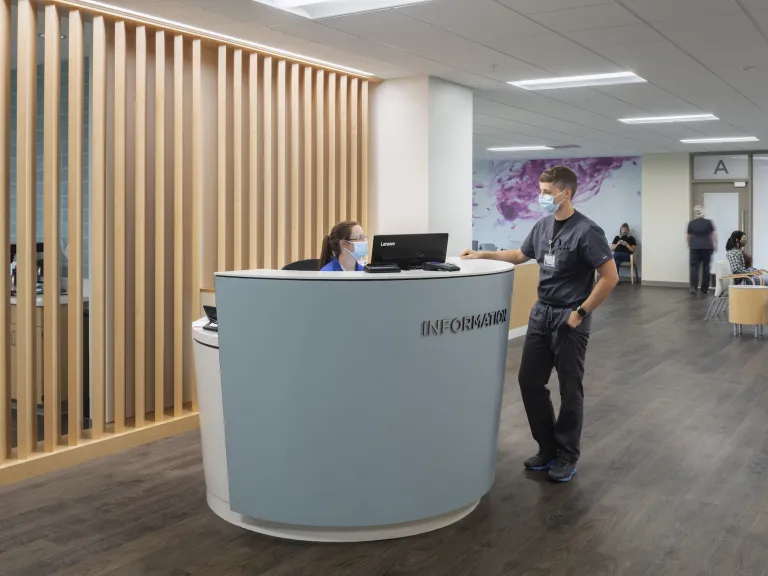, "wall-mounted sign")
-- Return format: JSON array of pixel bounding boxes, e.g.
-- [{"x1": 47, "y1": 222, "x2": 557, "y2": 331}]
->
[
  {"x1": 693, "y1": 155, "x2": 749, "y2": 180},
  {"x1": 421, "y1": 309, "x2": 508, "y2": 337}
]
